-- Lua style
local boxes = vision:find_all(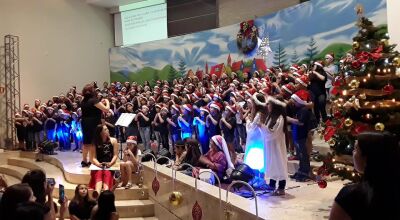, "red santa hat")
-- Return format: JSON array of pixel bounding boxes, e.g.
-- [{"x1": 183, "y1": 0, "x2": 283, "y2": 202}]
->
[
  {"x1": 161, "y1": 104, "x2": 169, "y2": 112},
  {"x1": 182, "y1": 104, "x2": 192, "y2": 112},
  {"x1": 293, "y1": 71, "x2": 303, "y2": 77},
  {"x1": 163, "y1": 93, "x2": 170, "y2": 100},
  {"x1": 242, "y1": 83, "x2": 250, "y2": 89},
  {"x1": 210, "y1": 102, "x2": 222, "y2": 111},
  {"x1": 261, "y1": 87, "x2": 271, "y2": 96},
  {"x1": 142, "y1": 105, "x2": 149, "y2": 111},
  {"x1": 235, "y1": 91, "x2": 245, "y2": 100},
  {"x1": 232, "y1": 79, "x2": 240, "y2": 85},
  {"x1": 314, "y1": 60, "x2": 324, "y2": 68},
  {"x1": 325, "y1": 53, "x2": 334, "y2": 60},
  {"x1": 200, "y1": 106, "x2": 210, "y2": 114},
  {"x1": 301, "y1": 63, "x2": 308, "y2": 69},
  {"x1": 126, "y1": 136, "x2": 137, "y2": 145},
  {"x1": 245, "y1": 88, "x2": 257, "y2": 97},
  {"x1": 155, "y1": 103, "x2": 162, "y2": 109},
  {"x1": 192, "y1": 92, "x2": 202, "y2": 100},
  {"x1": 211, "y1": 135, "x2": 235, "y2": 169},
  {"x1": 290, "y1": 64, "x2": 299, "y2": 71},
  {"x1": 226, "y1": 105, "x2": 237, "y2": 114},
  {"x1": 266, "y1": 68, "x2": 274, "y2": 74},
  {"x1": 267, "y1": 96, "x2": 287, "y2": 107},
  {"x1": 171, "y1": 104, "x2": 180, "y2": 112},
  {"x1": 170, "y1": 93, "x2": 178, "y2": 99},
  {"x1": 149, "y1": 96, "x2": 156, "y2": 102},
  {"x1": 281, "y1": 83, "x2": 295, "y2": 95},
  {"x1": 185, "y1": 94, "x2": 192, "y2": 102},
  {"x1": 295, "y1": 75, "x2": 310, "y2": 87},
  {"x1": 205, "y1": 93, "x2": 213, "y2": 101},
  {"x1": 291, "y1": 89, "x2": 311, "y2": 105}
]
